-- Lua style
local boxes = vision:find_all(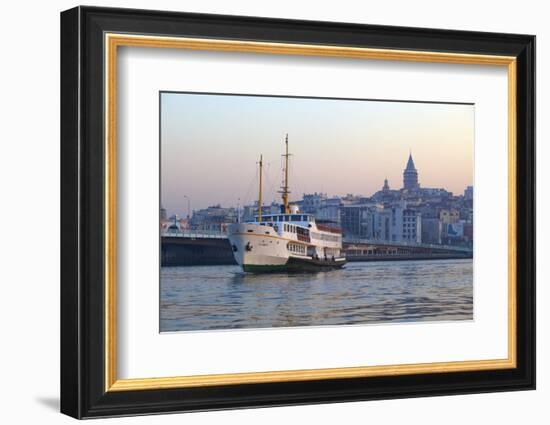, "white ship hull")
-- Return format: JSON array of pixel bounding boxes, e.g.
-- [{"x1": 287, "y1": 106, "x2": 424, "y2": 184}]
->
[
  {"x1": 228, "y1": 223, "x2": 346, "y2": 273},
  {"x1": 228, "y1": 223, "x2": 289, "y2": 269}
]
